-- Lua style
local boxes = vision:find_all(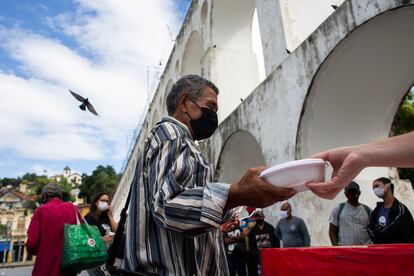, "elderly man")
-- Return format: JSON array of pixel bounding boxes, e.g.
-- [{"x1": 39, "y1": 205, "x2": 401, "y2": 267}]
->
[{"x1": 124, "y1": 75, "x2": 295, "y2": 275}]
